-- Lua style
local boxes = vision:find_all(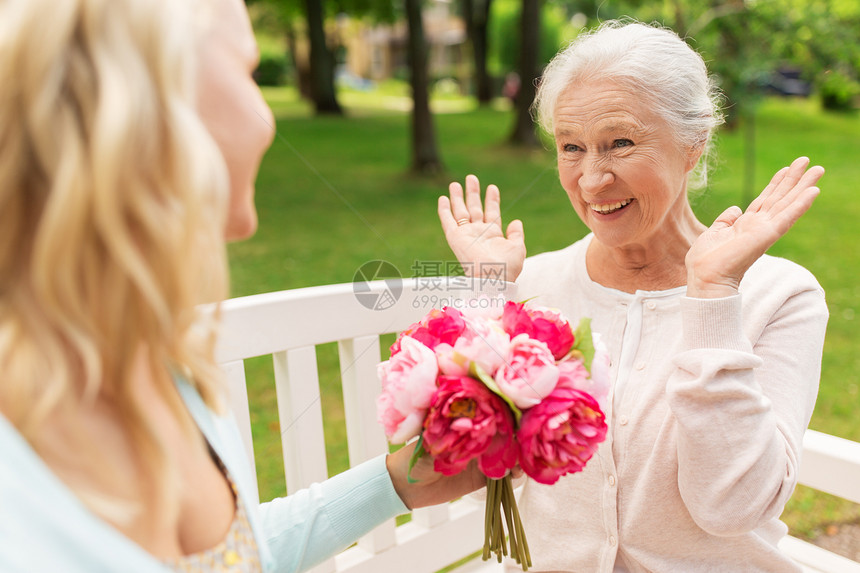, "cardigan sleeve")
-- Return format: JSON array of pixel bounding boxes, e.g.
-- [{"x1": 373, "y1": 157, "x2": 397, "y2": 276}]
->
[
  {"x1": 666, "y1": 283, "x2": 828, "y2": 536},
  {"x1": 257, "y1": 454, "x2": 408, "y2": 573}
]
